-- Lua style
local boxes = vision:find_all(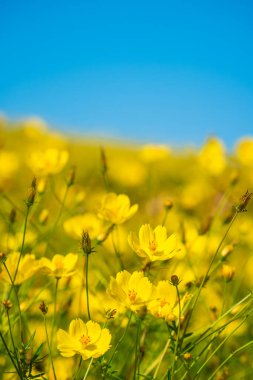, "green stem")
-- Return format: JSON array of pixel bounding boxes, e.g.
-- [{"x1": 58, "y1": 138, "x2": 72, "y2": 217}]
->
[
  {"x1": 73, "y1": 356, "x2": 83, "y2": 380},
  {"x1": 208, "y1": 340, "x2": 253, "y2": 380},
  {"x1": 108, "y1": 312, "x2": 133, "y2": 368},
  {"x1": 192, "y1": 310, "x2": 253, "y2": 379},
  {"x1": 85, "y1": 254, "x2": 91, "y2": 320},
  {"x1": 152, "y1": 338, "x2": 171, "y2": 378},
  {"x1": 171, "y1": 285, "x2": 182, "y2": 379},
  {"x1": 51, "y1": 278, "x2": 59, "y2": 347},
  {"x1": 181, "y1": 211, "x2": 238, "y2": 342},
  {"x1": 6, "y1": 310, "x2": 23, "y2": 377},
  {"x1": 44, "y1": 183, "x2": 69, "y2": 254},
  {"x1": 111, "y1": 229, "x2": 124, "y2": 270},
  {"x1": 0, "y1": 331, "x2": 22, "y2": 378},
  {"x1": 83, "y1": 357, "x2": 94, "y2": 380},
  {"x1": 3, "y1": 263, "x2": 22, "y2": 340},
  {"x1": 44, "y1": 315, "x2": 57, "y2": 380},
  {"x1": 133, "y1": 318, "x2": 141, "y2": 380},
  {"x1": 8, "y1": 205, "x2": 31, "y2": 299}
]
